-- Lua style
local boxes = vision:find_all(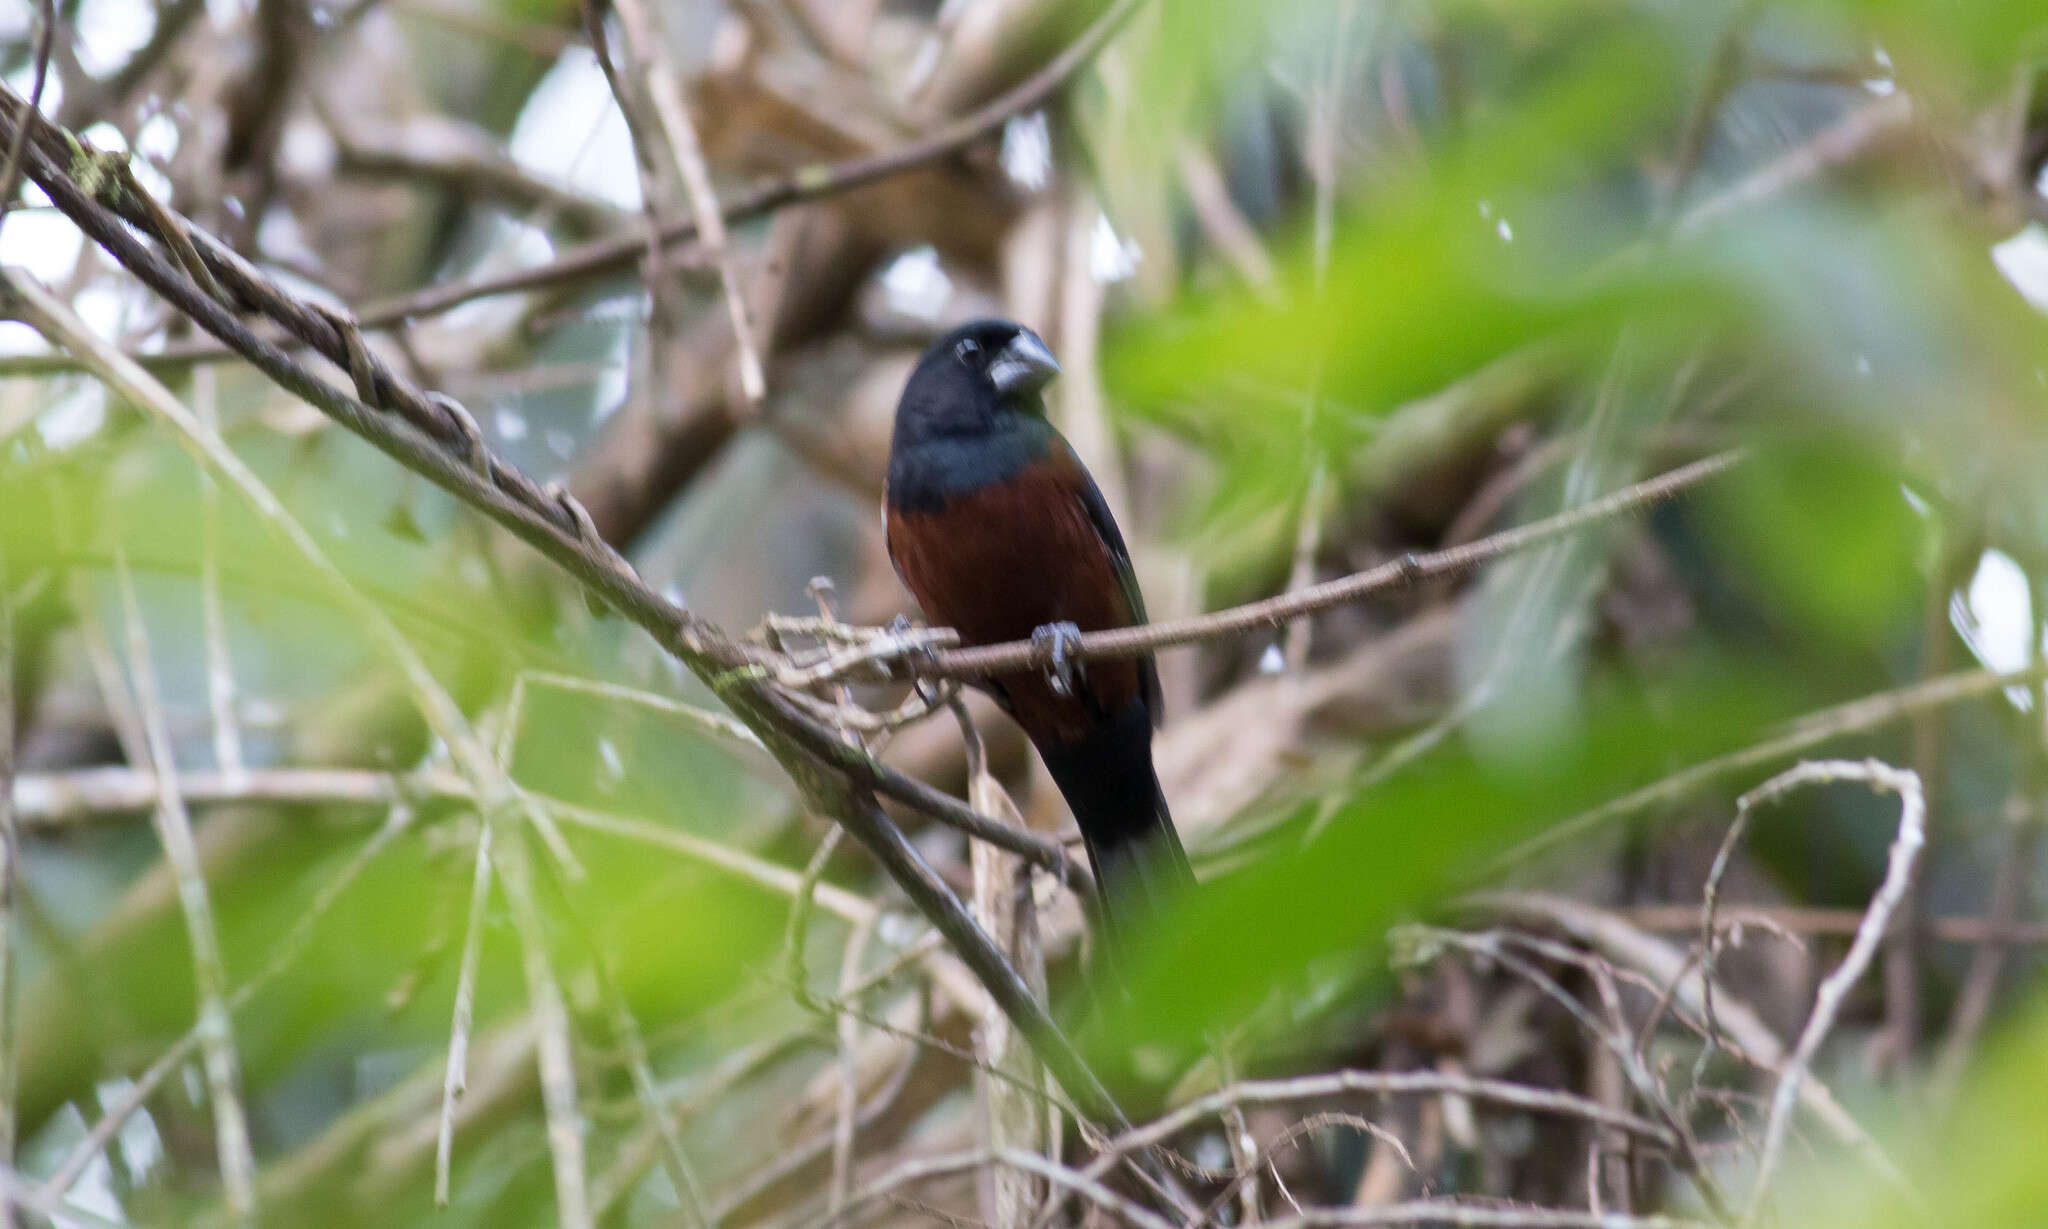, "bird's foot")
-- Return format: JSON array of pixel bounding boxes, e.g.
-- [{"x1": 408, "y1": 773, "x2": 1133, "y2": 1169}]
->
[
  {"x1": 889, "y1": 614, "x2": 949, "y2": 706},
  {"x1": 1031, "y1": 621, "x2": 1085, "y2": 698}
]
